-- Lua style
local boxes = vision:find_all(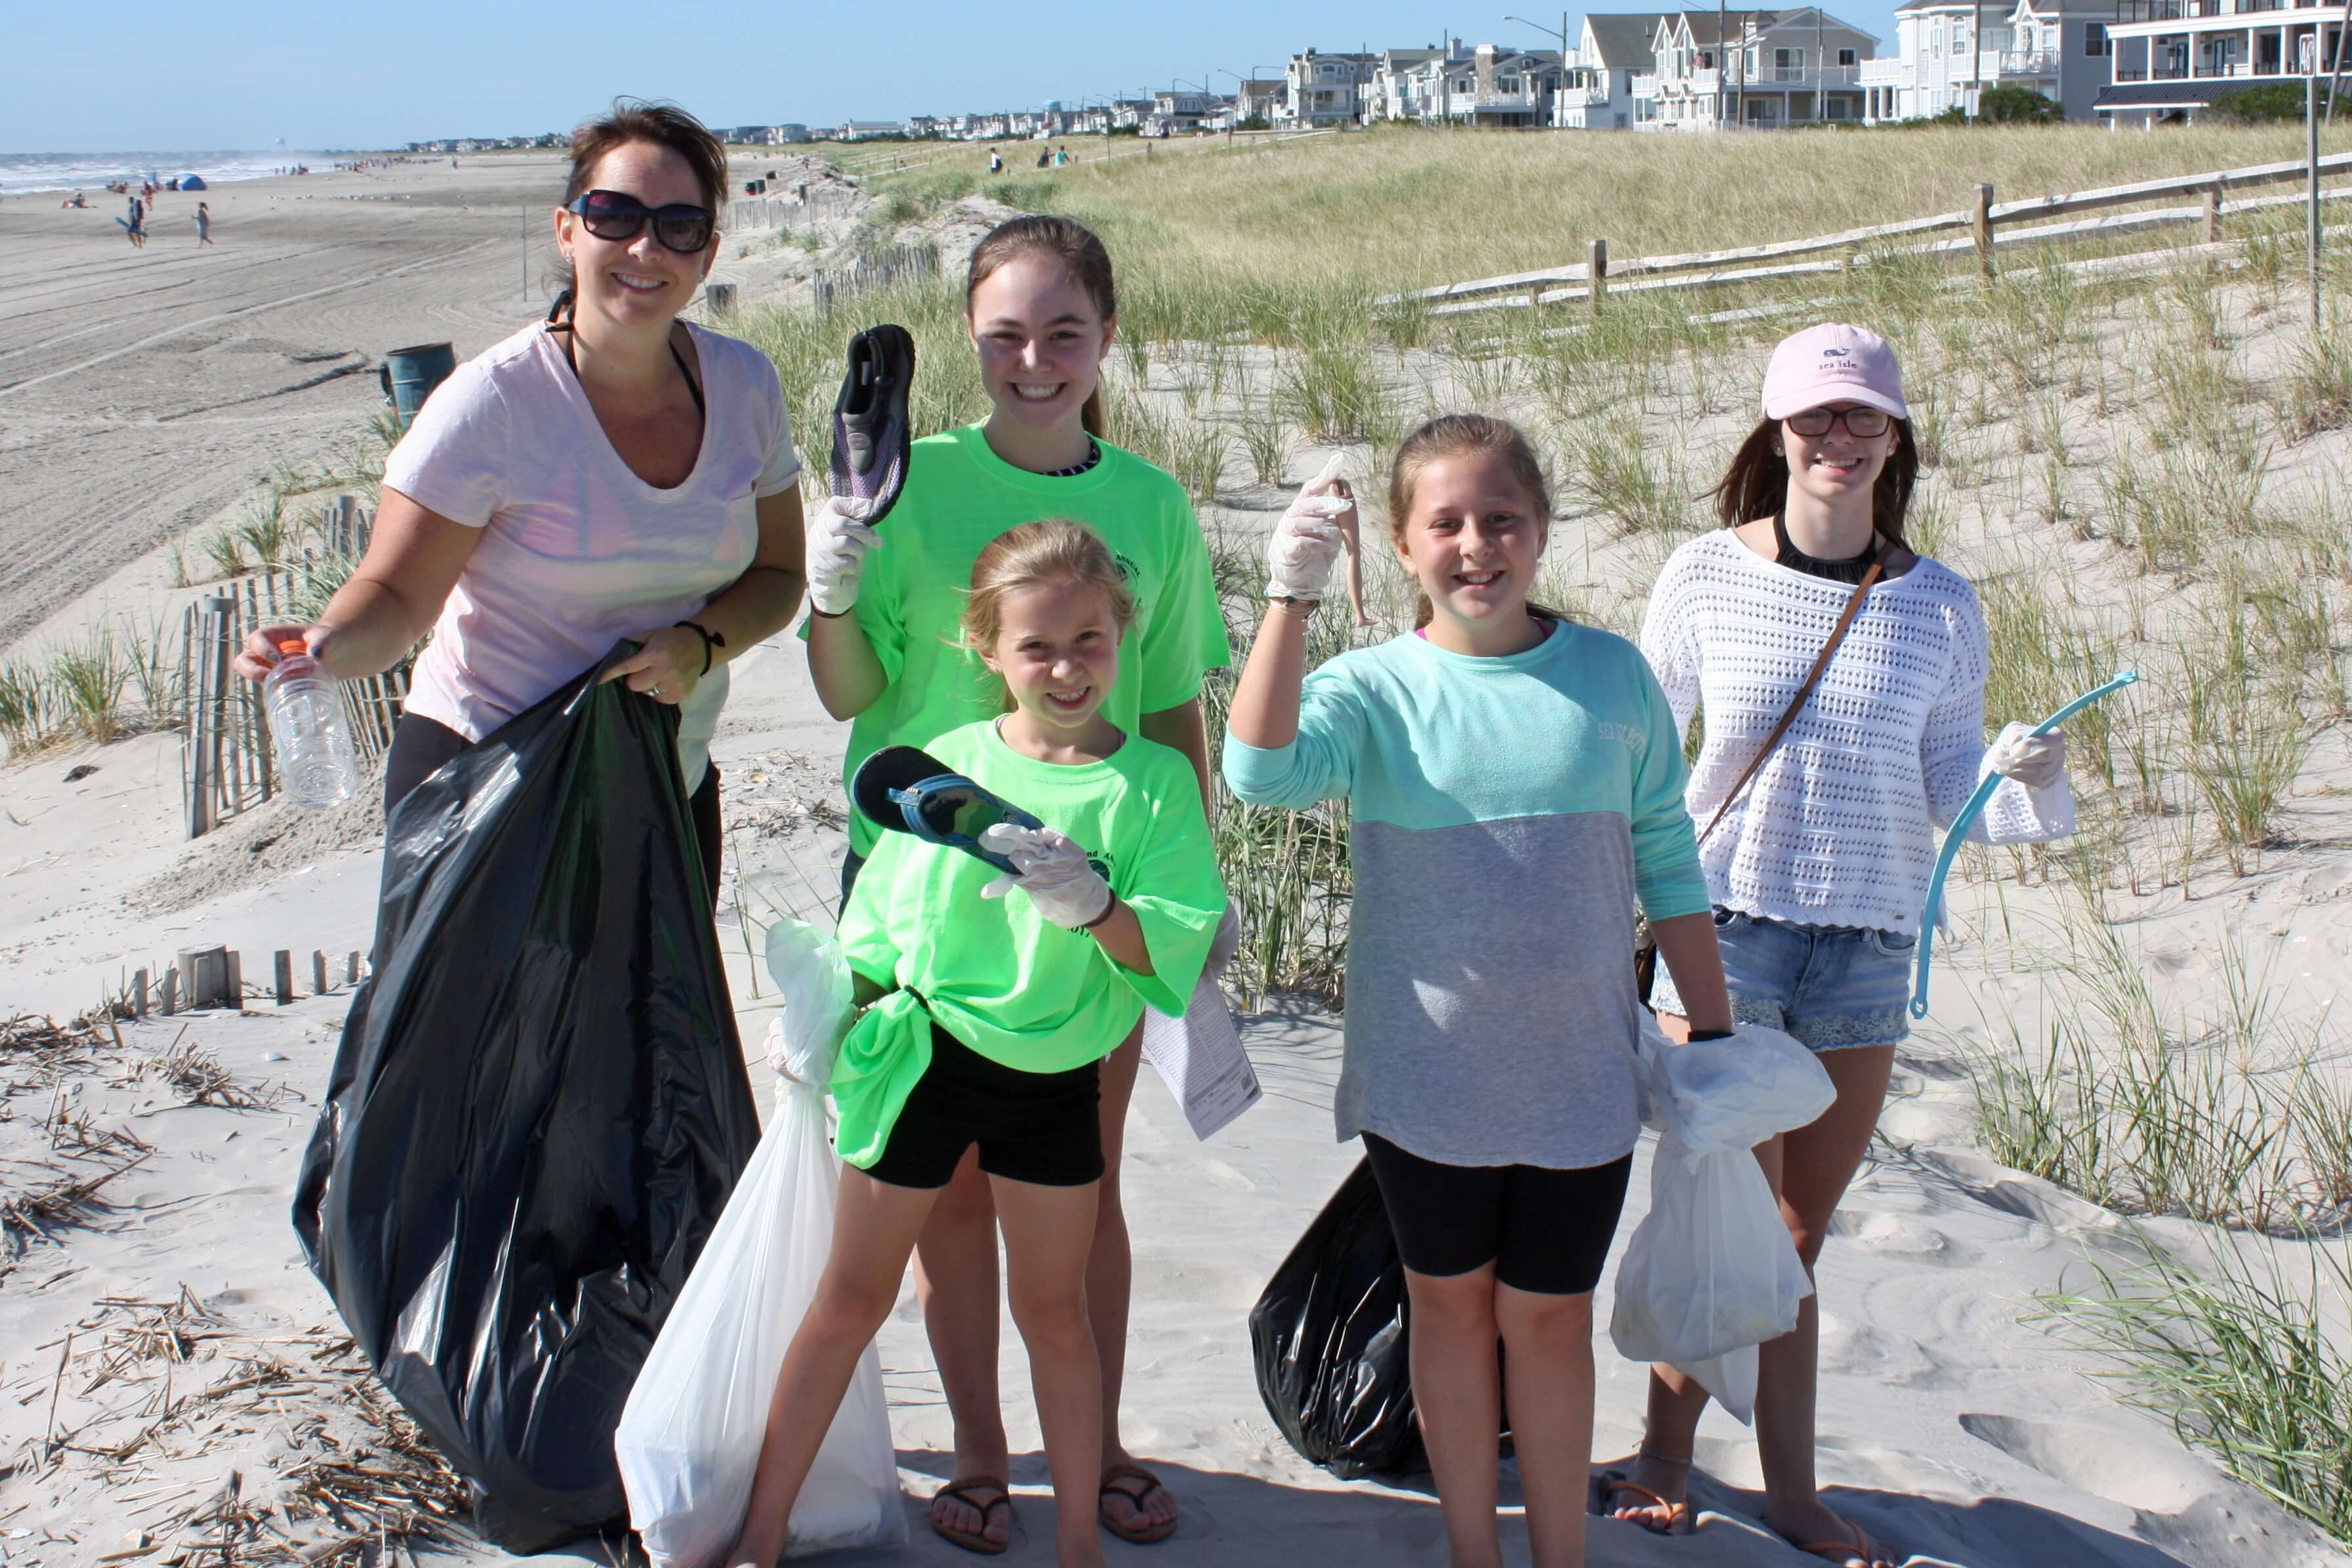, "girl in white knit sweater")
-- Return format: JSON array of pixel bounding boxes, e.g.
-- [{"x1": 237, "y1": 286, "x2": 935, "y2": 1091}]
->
[{"x1": 1607, "y1": 325, "x2": 2070, "y2": 1568}]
